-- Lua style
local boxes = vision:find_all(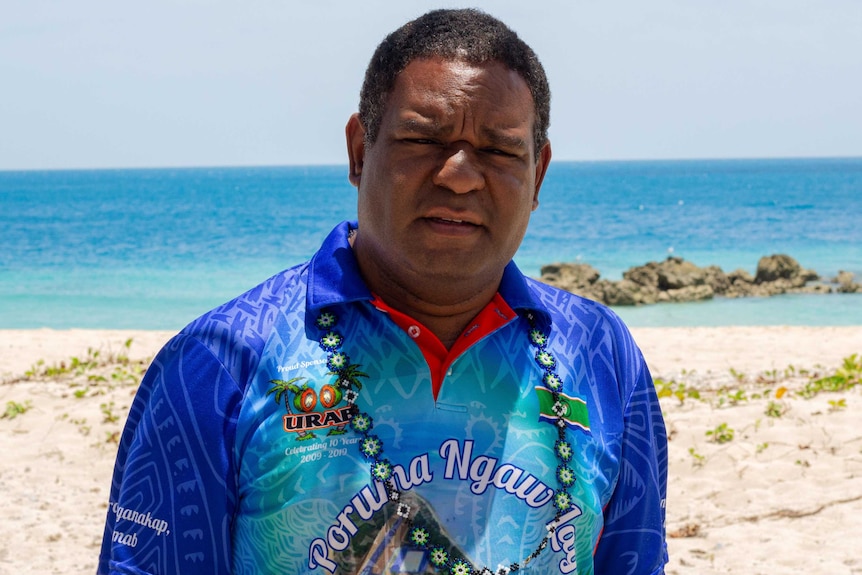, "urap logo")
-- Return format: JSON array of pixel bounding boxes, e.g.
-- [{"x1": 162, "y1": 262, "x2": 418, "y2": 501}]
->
[{"x1": 268, "y1": 373, "x2": 361, "y2": 441}]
